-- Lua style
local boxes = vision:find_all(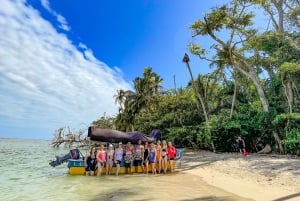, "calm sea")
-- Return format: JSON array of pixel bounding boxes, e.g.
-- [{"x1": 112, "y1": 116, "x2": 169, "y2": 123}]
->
[{"x1": 0, "y1": 138, "x2": 252, "y2": 201}]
